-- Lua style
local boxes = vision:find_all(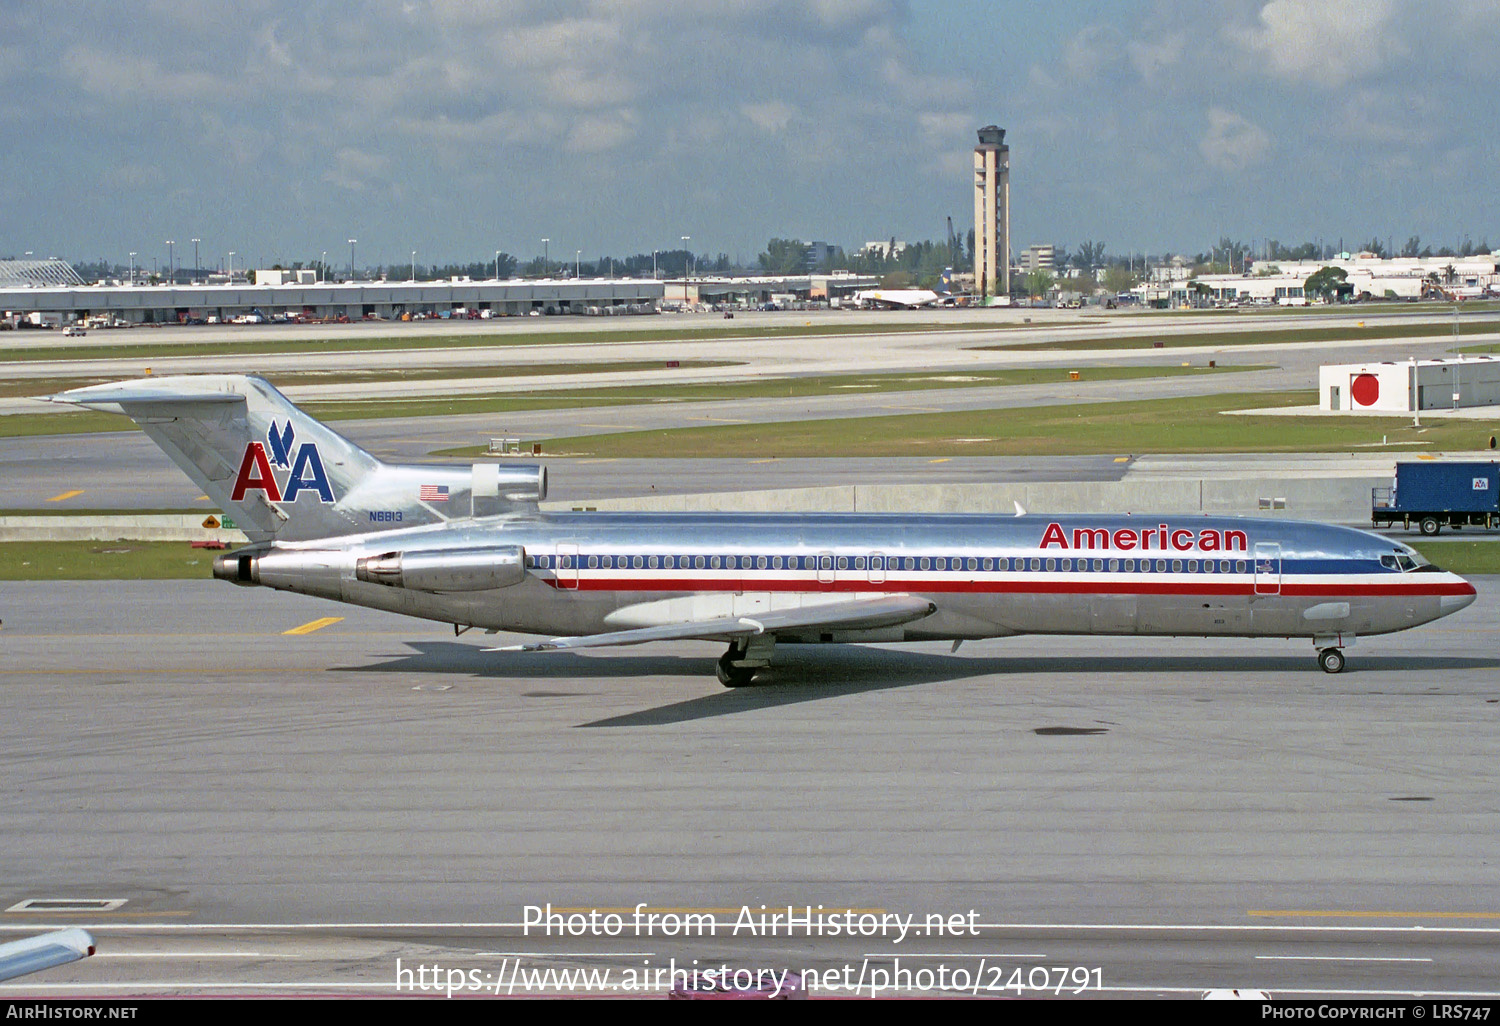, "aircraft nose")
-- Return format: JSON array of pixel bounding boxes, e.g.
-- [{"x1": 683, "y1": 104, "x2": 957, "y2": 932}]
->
[{"x1": 1440, "y1": 579, "x2": 1477, "y2": 617}]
